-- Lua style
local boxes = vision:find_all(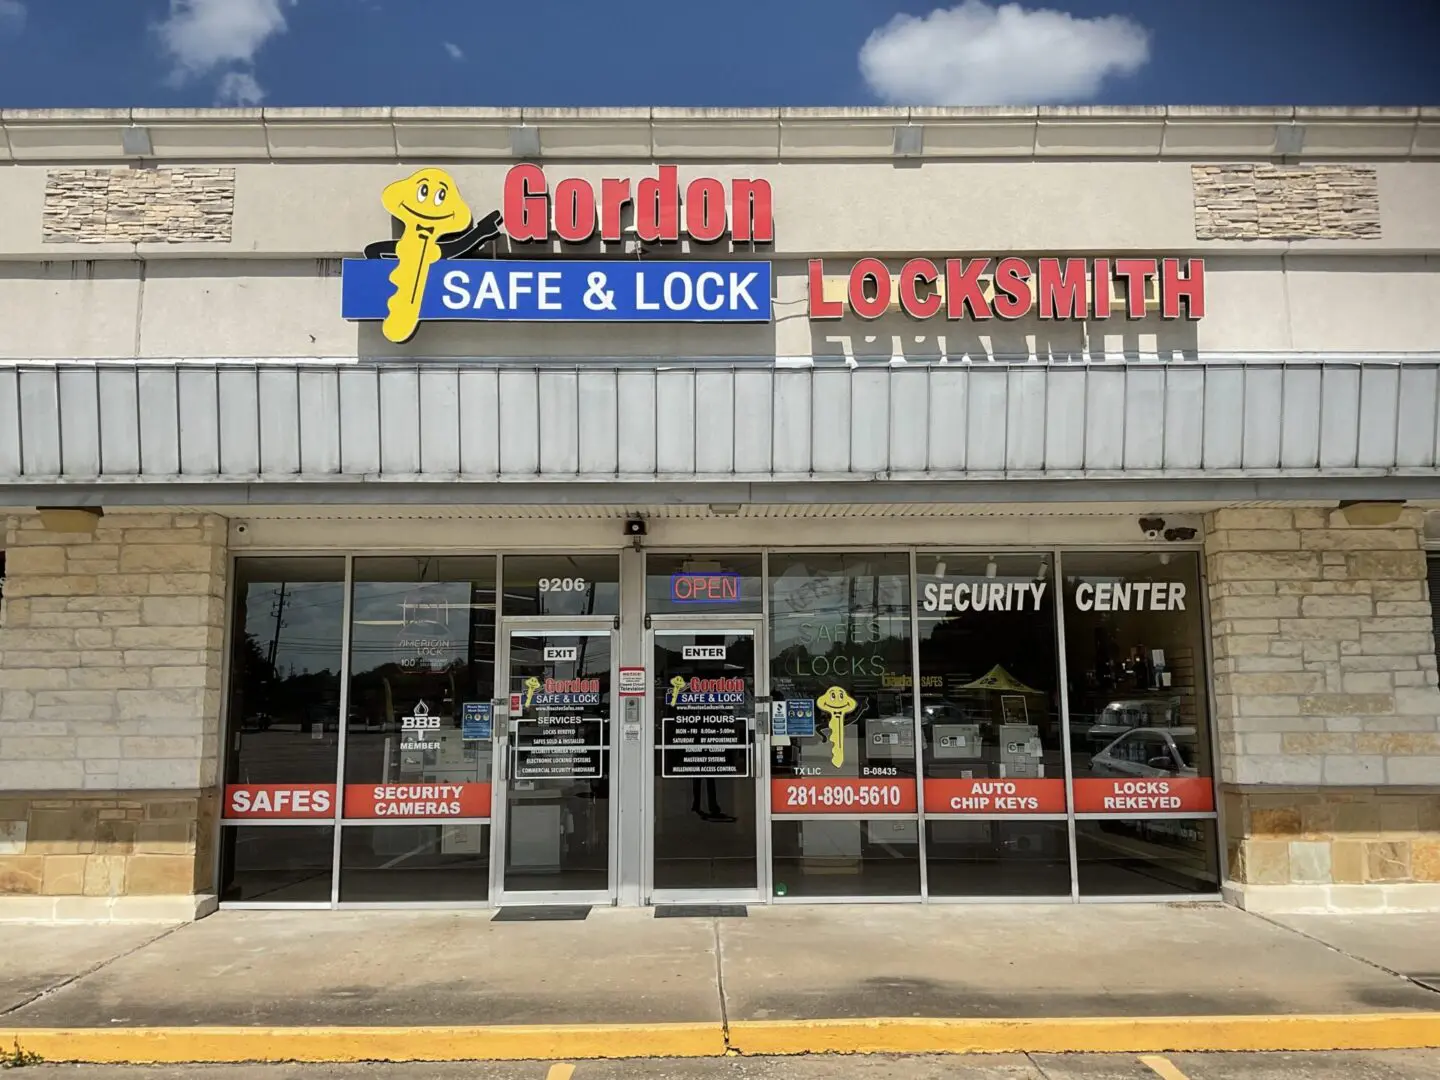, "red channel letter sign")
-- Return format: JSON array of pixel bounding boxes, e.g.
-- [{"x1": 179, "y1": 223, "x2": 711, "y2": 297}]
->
[
  {"x1": 807, "y1": 257, "x2": 1205, "y2": 321},
  {"x1": 503, "y1": 165, "x2": 772, "y2": 245}
]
